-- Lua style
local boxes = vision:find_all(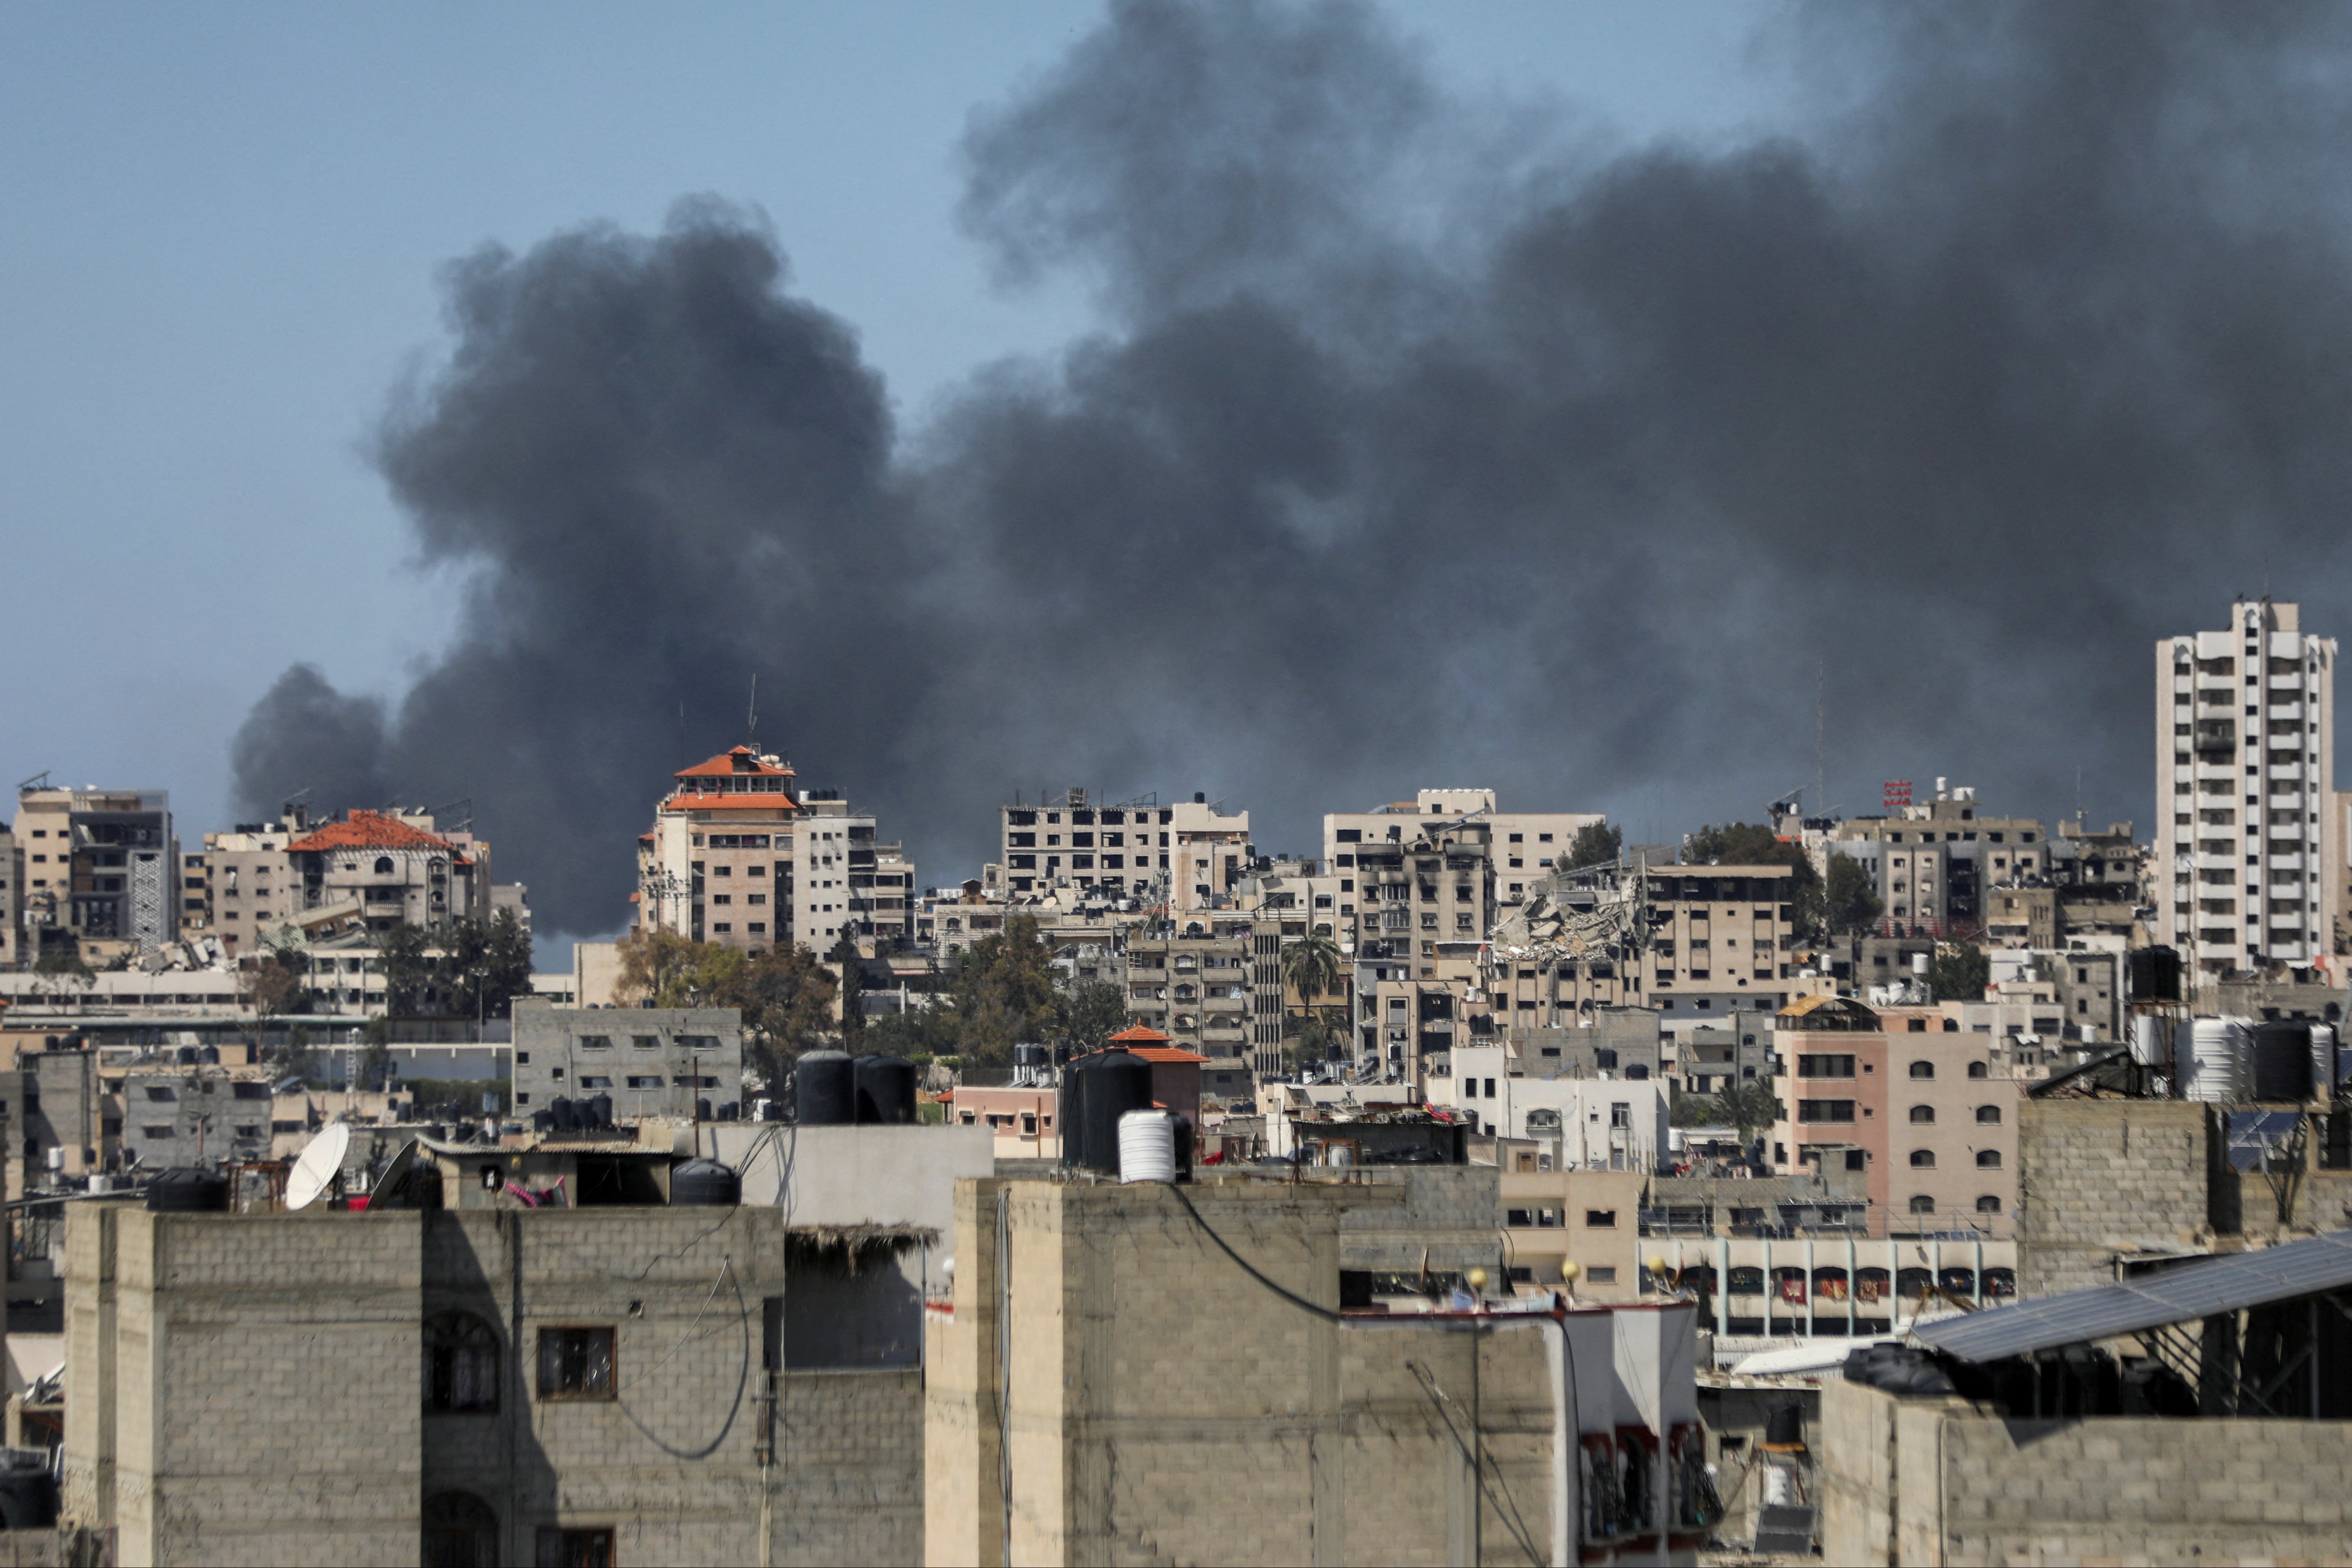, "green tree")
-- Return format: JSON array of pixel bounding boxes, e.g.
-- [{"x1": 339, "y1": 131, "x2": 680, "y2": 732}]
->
[
  {"x1": 1822, "y1": 852, "x2": 1885, "y2": 938},
  {"x1": 1283, "y1": 1008, "x2": 1345, "y2": 1073},
  {"x1": 717, "y1": 944, "x2": 839, "y2": 1079},
  {"x1": 940, "y1": 914, "x2": 1058, "y2": 1066},
  {"x1": 830, "y1": 932, "x2": 867, "y2": 1048},
  {"x1": 863, "y1": 998, "x2": 963, "y2": 1061},
  {"x1": 376, "y1": 913, "x2": 533, "y2": 1020},
  {"x1": 1281, "y1": 933, "x2": 1345, "y2": 1015},
  {"x1": 1718, "y1": 1080, "x2": 1782, "y2": 1141},
  {"x1": 1563, "y1": 821, "x2": 1623, "y2": 872},
  {"x1": 1053, "y1": 977, "x2": 1131, "y2": 1053},
  {"x1": 1927, "y1": 941, "x2": 1990, "y2": 1002},
  {"x1": 357, "y1": 1014, "x2": 394, "y2": 1092}
]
